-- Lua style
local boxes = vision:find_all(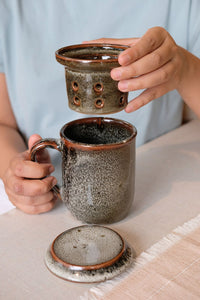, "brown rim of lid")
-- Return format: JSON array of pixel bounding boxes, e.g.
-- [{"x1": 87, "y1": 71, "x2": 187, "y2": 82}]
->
[{"x1": 50, "y1": 225, "x2": 126, "y2": 271}]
